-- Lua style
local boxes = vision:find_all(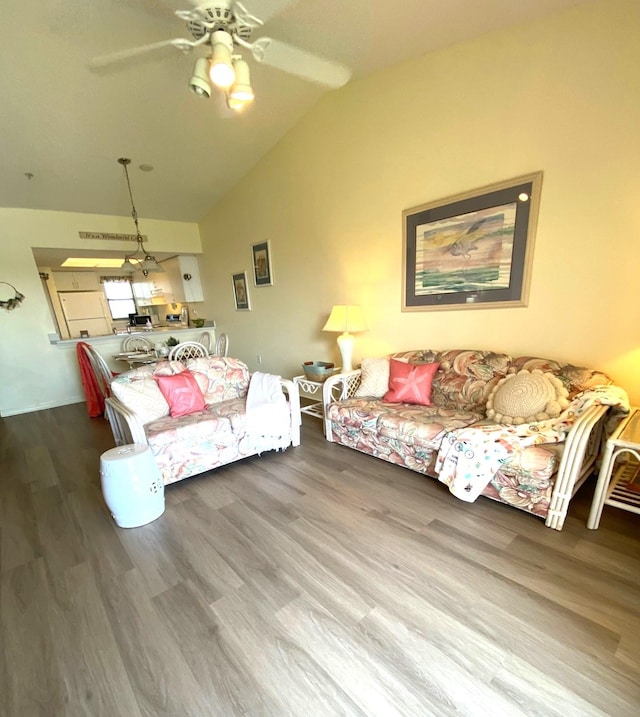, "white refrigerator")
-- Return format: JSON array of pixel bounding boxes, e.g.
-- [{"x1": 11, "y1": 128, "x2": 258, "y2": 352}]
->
[{"x1": 59, "y1": 291, "x2": 112, "y2": 338}]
